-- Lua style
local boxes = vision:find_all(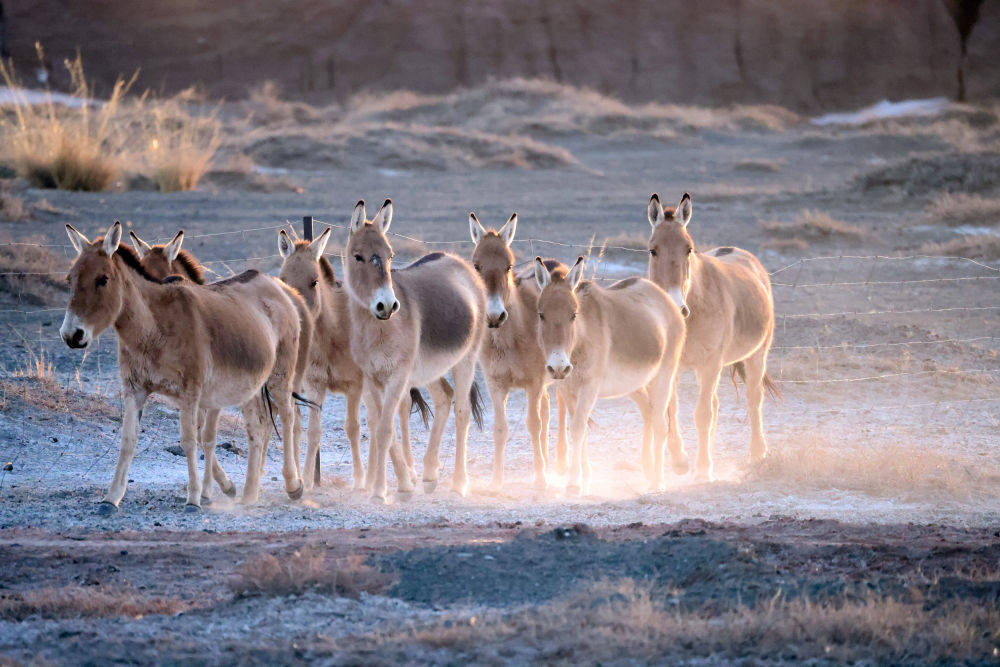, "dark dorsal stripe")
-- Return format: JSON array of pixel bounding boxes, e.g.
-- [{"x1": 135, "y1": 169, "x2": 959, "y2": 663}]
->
[
  {"x1": 207, "y1": 269, "x2": 261, "y2": 288},
  {"x1": 162, "y1": 275, "x2": 185, "y2": 284},
  {"x1": 405, "y1": 251, "x2": 447, "y2": 269},
  {"x1": 111, "y1": 242, "x2": 163, "y2": 283},
  {"x1": 172, "y1": 249, "x2": 205, "y2": 284},
  {"x1": 713, "y1": 246, "x2": 735, "y2": 256}
]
